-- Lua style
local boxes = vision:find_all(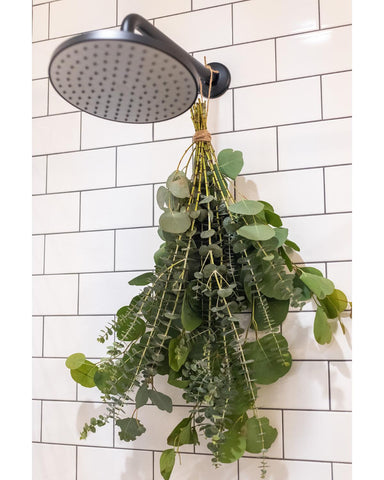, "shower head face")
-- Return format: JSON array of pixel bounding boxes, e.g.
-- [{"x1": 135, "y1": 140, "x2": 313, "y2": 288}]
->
[{"x1": 49, "y1": 30, "x2": 198, "y2": 123}]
